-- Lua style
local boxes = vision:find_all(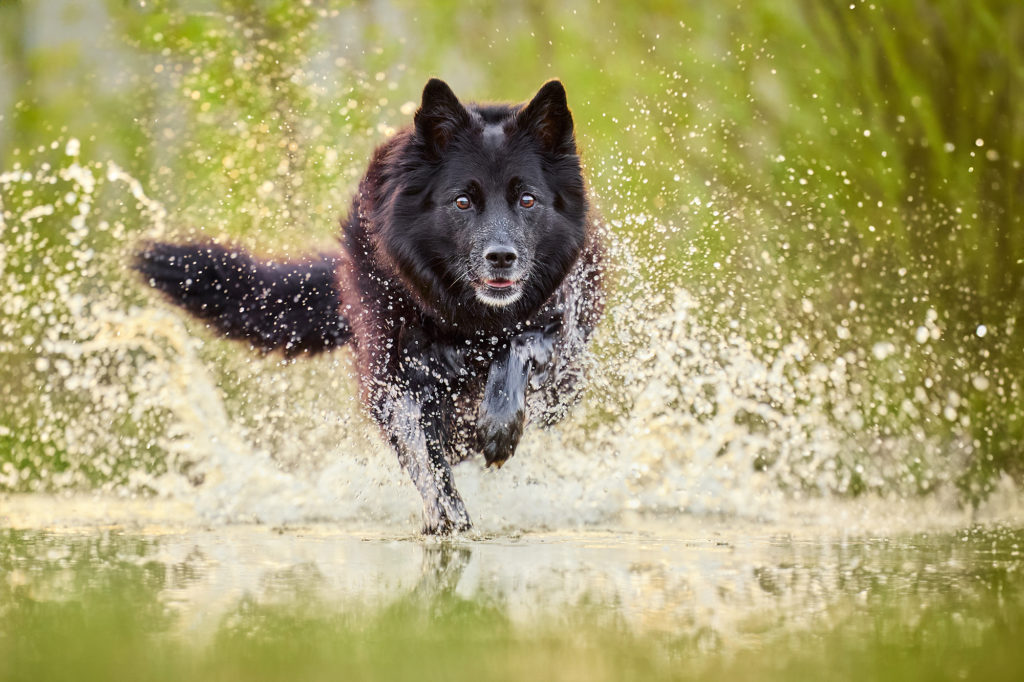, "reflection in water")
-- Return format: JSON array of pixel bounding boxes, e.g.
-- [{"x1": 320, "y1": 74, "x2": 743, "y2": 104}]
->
[
  {"x1": 415, "y1": 543, "x2": 473, "y2": 597},
  {"x1": 3, "y1": 524, "x2": 1022, "y2": 645},
  {"x1": 3, "y1": 523, "x2": 1023, "y2": 680}
]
